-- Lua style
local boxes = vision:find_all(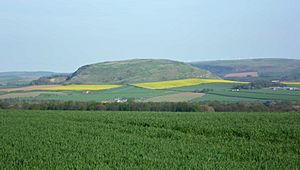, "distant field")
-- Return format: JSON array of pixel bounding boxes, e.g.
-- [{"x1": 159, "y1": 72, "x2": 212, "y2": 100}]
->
[
  {"x1": 0, "y1": 84, "x2": 123, "y2": 92},
  {"x1": 133, "y1": 79, "x2": 245, "y2": 89},
  {"x1": 194, "y1": 93, "x2": 263, "y2": 102},
  {"x1": 212, "y1": 89, "x2": 300, "y2": 101},
  {"x1": 190, "y1": 58, "x2": 300, "y2": 81},
  {"x1": 286, "y1": 84, "x2": 300, "y2": 88},
  {"x1": 0, "y1": 76, "x2": 38, "y2": 86},
  {"x1": 0, "y1": 82, "x2": 299, "y2": 102},
  {"x1": 145, "y1": 92, "x2": 204, "y2": 102},
  {"x1": 0, "y1": 92, "x2": 65, "y2": 99},
  {"x1": 170, "y1": 82, "x2": 237, "y2": 91},
  {"x1": 224, "y1": 72, "x2": 258, "y2": 78},
  {"x1": 0, "y1": 85, "x2": 60, "y2": 92},
  {"x1": 0, "y1": 110, "x2": 299, "y2": 169},
  {"x1": 172, "y1": 83, "x2": 300, "y2": 102},
  {"x1": 35, "y1": 86, "x2": 174, "y2": 102},
  {"x1": 44, "y1": 85, "x2": 122, "y2": 91}
]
